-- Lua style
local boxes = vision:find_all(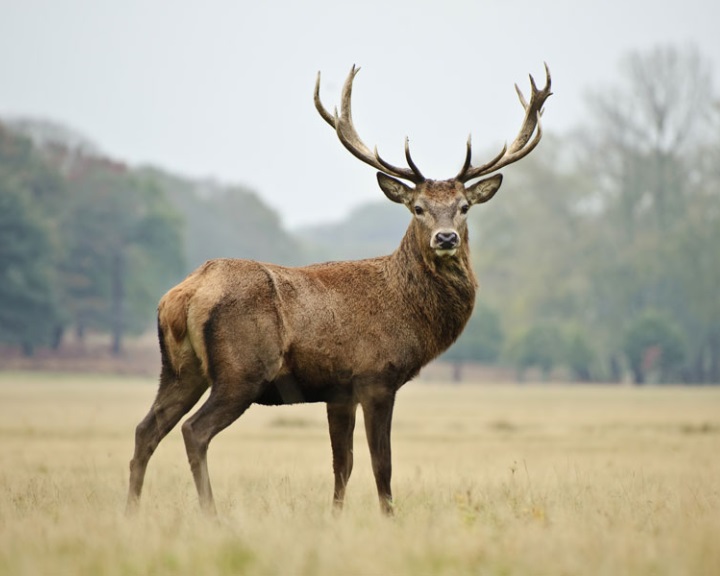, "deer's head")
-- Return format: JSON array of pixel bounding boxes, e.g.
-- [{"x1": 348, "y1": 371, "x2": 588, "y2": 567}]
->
[{"x1": 315, "y1": 65, "x2": 552, "y2": 259}]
